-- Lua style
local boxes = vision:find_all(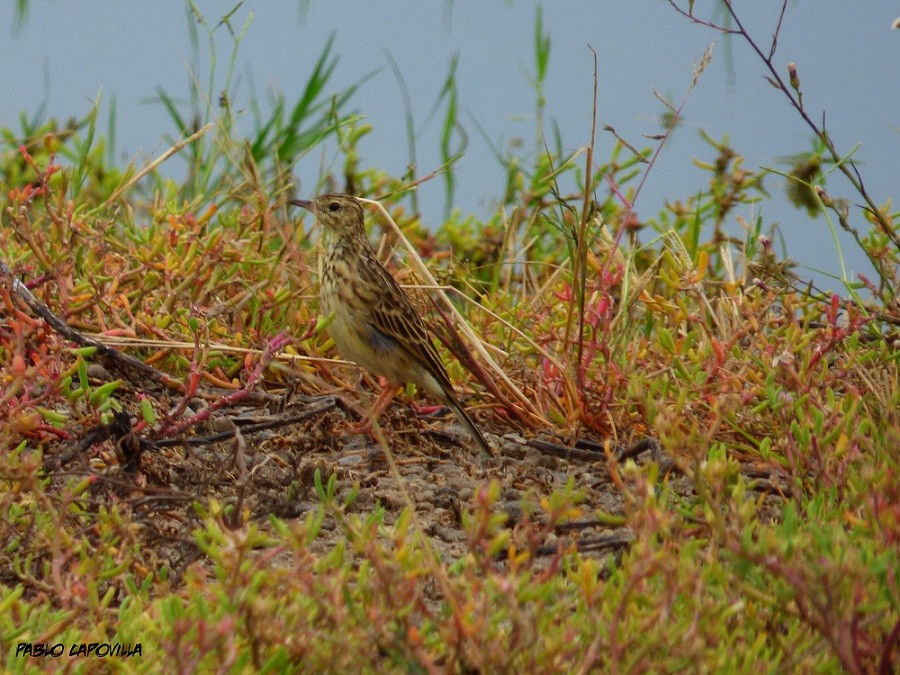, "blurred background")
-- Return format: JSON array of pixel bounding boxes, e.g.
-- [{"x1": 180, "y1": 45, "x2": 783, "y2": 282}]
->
[{"x1": 1, "y1": 1, "x2": 897, "y2": 292}]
